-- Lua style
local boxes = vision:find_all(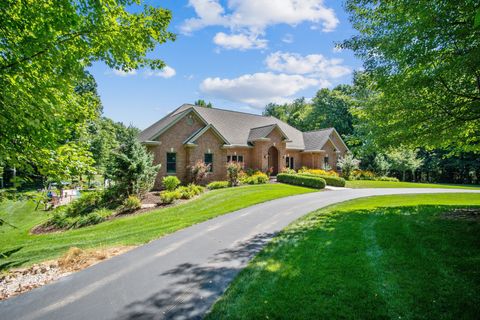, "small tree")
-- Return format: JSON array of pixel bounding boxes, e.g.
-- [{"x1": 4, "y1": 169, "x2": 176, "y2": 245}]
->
[
  {"x1": 374, "y1": 154, "x2": 391, "y2": 176},
  {"x1": 337, "y1": 153, "x2": 360, "y2": 180},
  {"x1": 190, "y1": 160, "x2": 211, "y2": 184},
  {"x1": 387, "y1": 148, "x2": 423, "y2": 181},
  {"x1": 105, "y1": 128, "x2": 160, "y2": 198},
  {"x1": 226, "y1": 162, "x2": 242, "y2": 186}
]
